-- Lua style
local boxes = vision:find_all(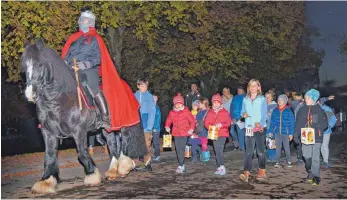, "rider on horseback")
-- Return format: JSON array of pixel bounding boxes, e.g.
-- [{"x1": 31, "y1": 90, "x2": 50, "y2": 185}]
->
[{"x1": 63, "y1": 10, "x2": 110, "y2": 129}]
